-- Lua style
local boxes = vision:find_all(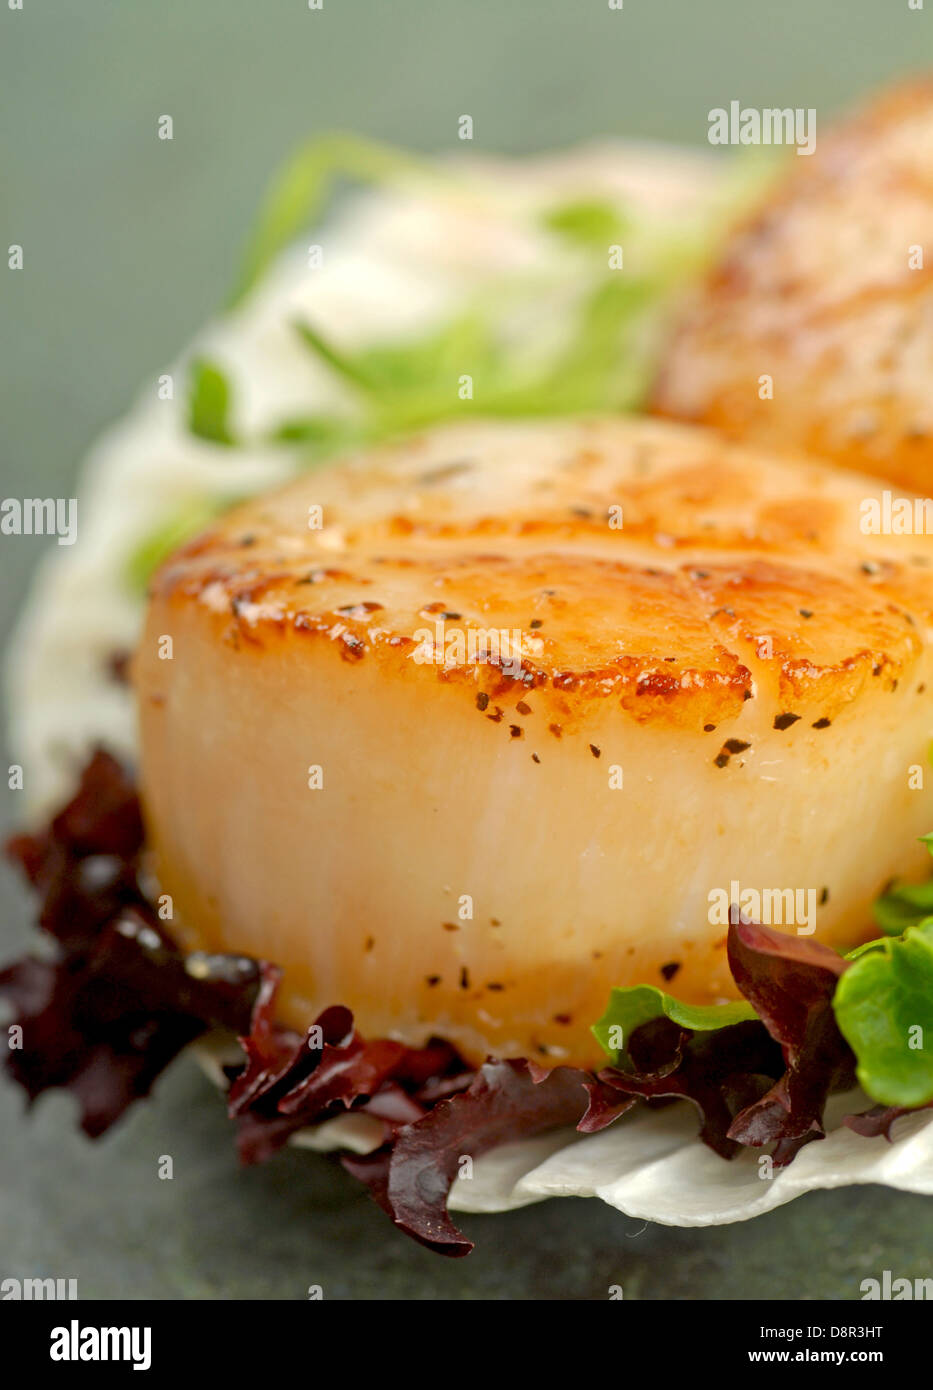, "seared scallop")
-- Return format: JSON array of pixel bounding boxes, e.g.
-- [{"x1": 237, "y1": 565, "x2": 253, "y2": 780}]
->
[
  {"x1": 135, "y1": 417, "x2": 933, "y2": 1069},
  {"x1": 652, "y1": 79, "x2": 933, "y2": 494}
]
